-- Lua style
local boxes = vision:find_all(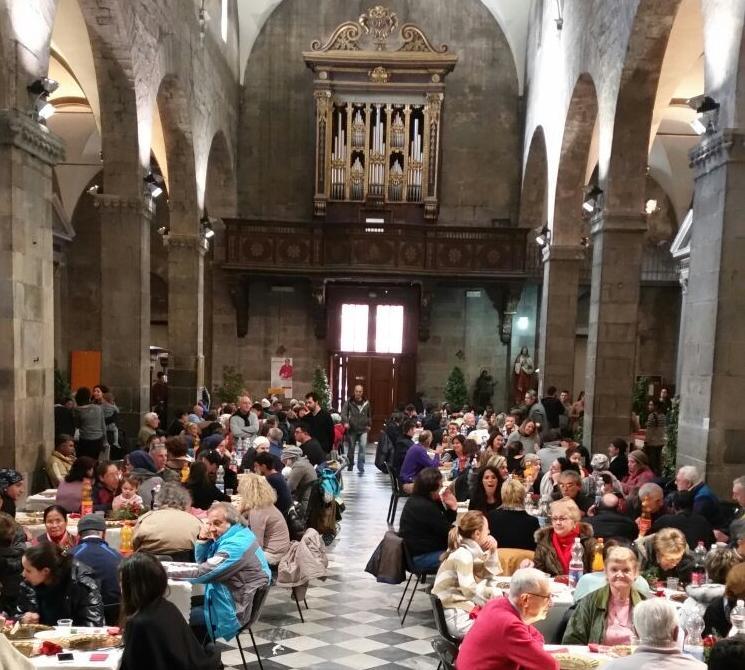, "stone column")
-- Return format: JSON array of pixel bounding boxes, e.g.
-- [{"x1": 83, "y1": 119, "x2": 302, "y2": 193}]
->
[
  {"x1": 677, "y1": 129, "x2": 745, "y2": 493},
  {"x1": 538, "y1": 244, "x2": 584, "y2": 395},
  {"x1": 167, "y1": 234, "x2": 206, "y2": 418},
  {"x1": 0, "y1": 111, "x2": 64, "y2": 482},
  {"x1": 583, "y1": 211, "x2": 646, "y2": 453},
  {"x1": 96, "y1": 194, "x2": 153, "y2": 443}
]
